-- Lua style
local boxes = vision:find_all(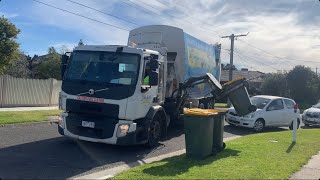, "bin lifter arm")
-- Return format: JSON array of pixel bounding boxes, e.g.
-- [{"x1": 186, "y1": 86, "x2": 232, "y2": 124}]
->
[{"x1": 172, "y1": 73, "x2": 222, "y2": 116}]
